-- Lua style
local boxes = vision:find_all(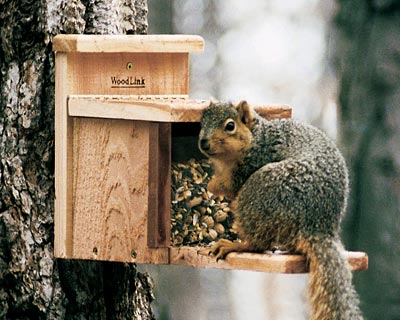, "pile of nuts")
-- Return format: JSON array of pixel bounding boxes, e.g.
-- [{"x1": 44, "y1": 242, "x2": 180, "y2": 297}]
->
[{"x1": 171, "y1": 158, "x2": 238, "y2": 246}]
